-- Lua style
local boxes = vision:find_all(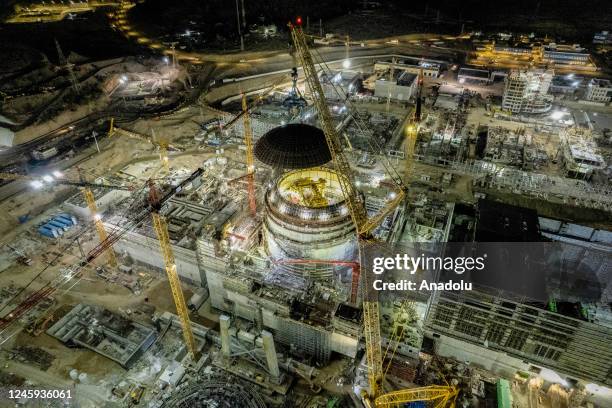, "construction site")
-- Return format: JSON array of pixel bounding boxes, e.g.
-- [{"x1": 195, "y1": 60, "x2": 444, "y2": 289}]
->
[{"x1": 0, "y1": 2, "x2": 611, "y2": 408}]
